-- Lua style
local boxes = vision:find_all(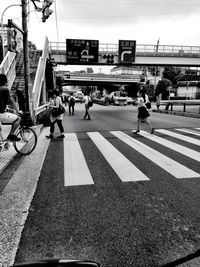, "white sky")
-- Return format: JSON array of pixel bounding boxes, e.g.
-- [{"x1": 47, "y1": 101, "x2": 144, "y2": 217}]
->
[{"x1": 1, "y1": 0, "x2": 200, "y2": 72}]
